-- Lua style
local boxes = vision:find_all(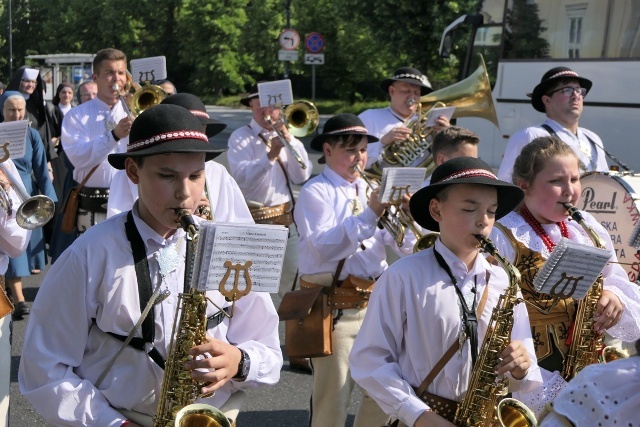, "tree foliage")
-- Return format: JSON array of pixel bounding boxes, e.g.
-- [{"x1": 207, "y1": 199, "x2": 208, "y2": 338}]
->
[{"x1": 0, "y1": 0, "x2": 480, "y2": 101}]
